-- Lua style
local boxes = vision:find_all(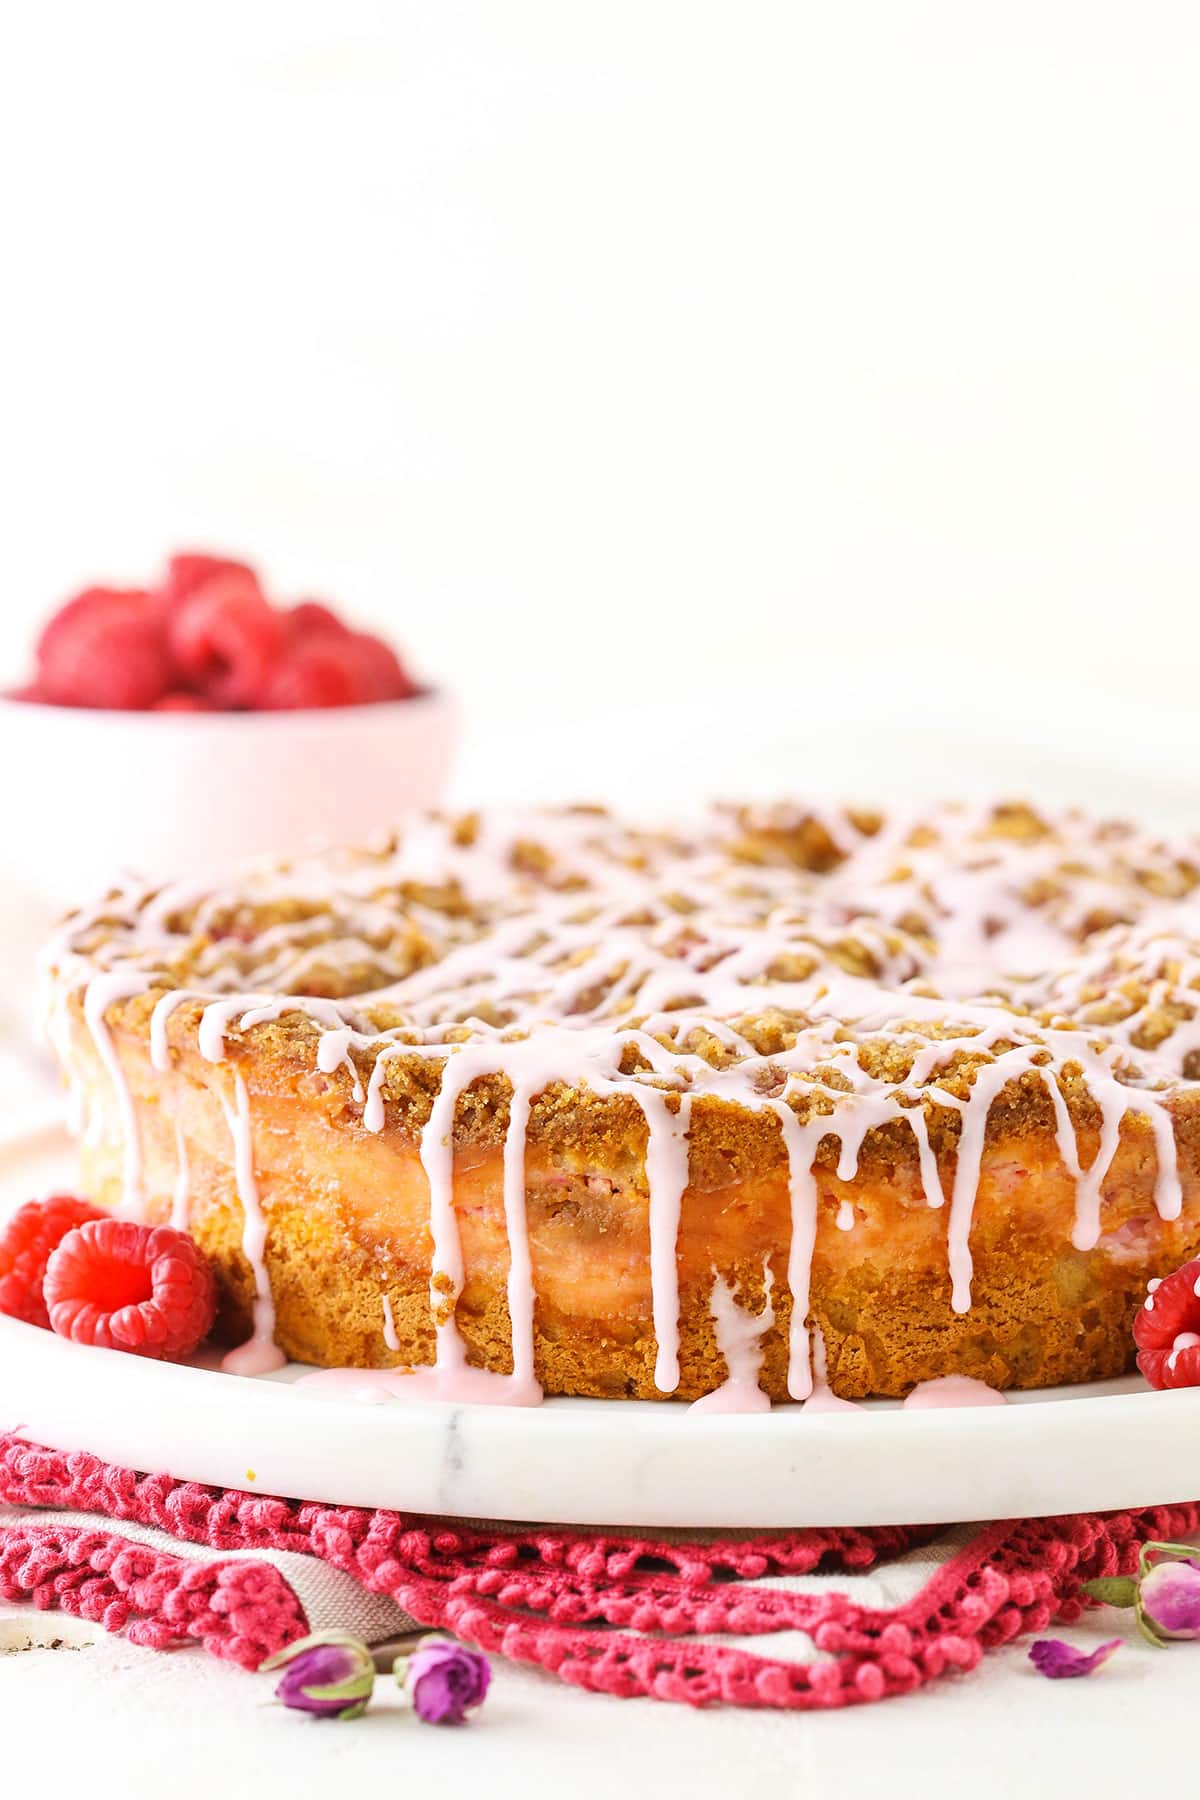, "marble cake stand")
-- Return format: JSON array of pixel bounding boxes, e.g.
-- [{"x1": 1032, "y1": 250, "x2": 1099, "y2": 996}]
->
[{"x1": 4, "y1": 1120, "x2": 1200, "y2": 1528}]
